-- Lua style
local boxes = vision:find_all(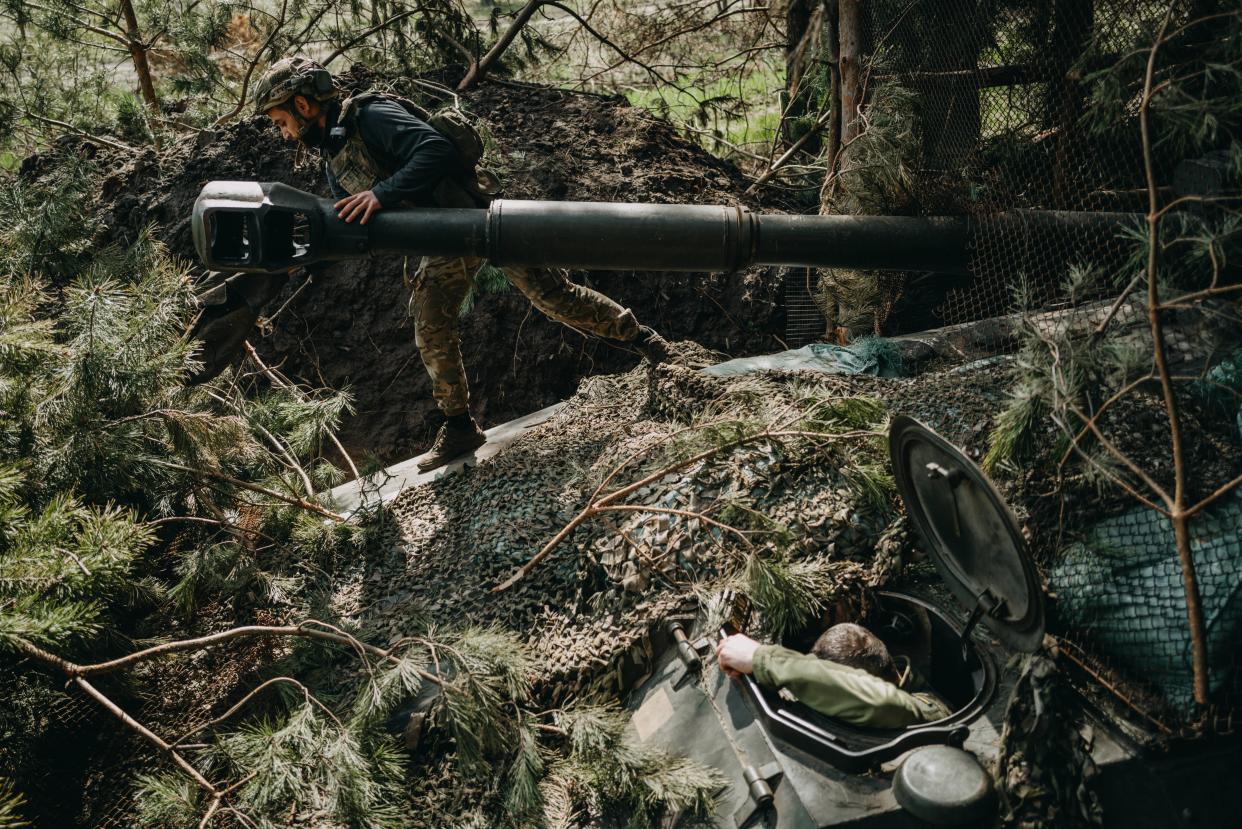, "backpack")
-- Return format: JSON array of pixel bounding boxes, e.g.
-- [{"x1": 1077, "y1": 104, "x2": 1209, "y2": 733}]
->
[{"x1": 340, "y1": 91, "x2": 496, "y2": 194}]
